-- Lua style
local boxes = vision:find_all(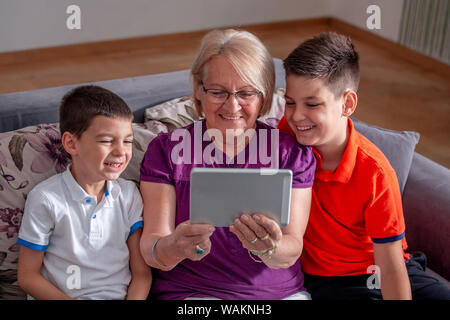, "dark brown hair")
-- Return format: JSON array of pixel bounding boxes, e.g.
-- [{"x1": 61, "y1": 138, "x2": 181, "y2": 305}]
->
[
  {"x1": 284, "y1": 32, "x2": 360, "y2": 97},
  {"x1": 59, "y1": 85, "x2": 133, "y2": 137}
]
